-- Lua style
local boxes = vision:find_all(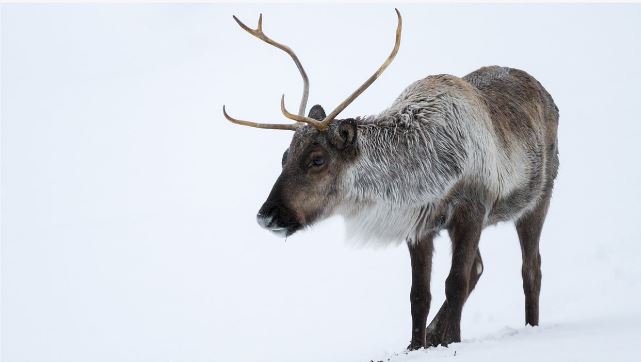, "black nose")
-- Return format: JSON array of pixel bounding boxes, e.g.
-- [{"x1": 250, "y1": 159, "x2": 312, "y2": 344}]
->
[
  {"x1": 256, "y1": 200, "x2": 300, "y2": 237},
  {"x1": 256, "y1": 202, "x2": 277, "y2": 229}
]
